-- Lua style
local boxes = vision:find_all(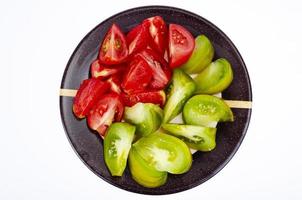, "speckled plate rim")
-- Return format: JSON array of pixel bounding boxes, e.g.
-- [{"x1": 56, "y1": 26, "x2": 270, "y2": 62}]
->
[{"x1": 60, "y1": 5, "x2": 252, "y2": 195}]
